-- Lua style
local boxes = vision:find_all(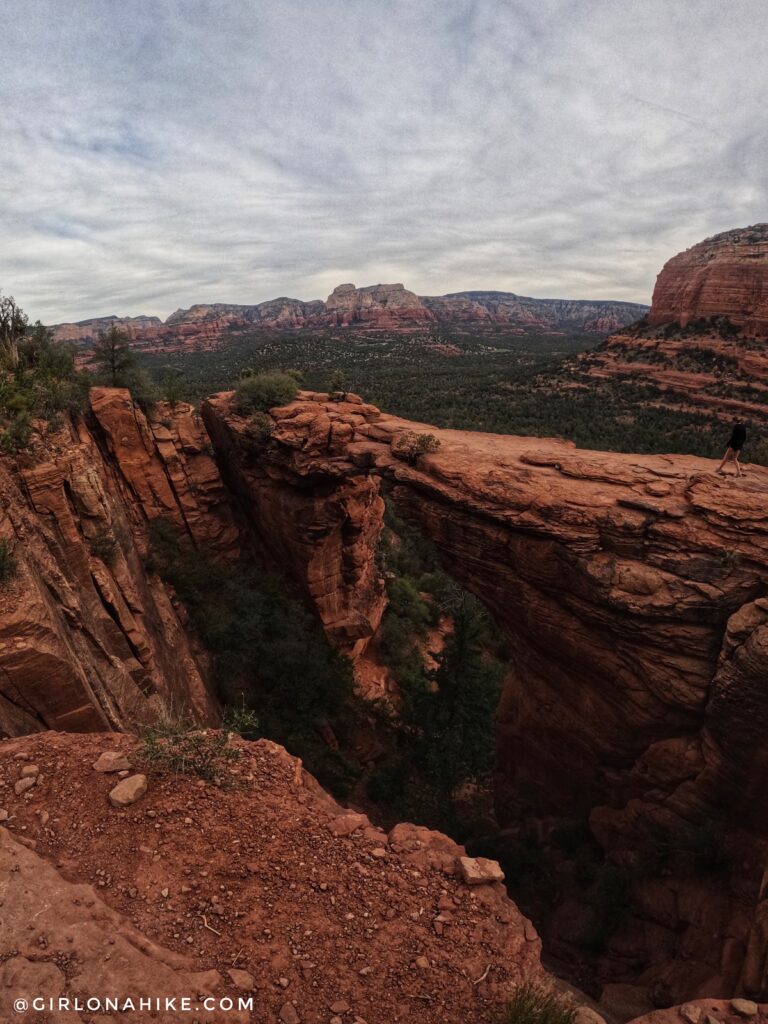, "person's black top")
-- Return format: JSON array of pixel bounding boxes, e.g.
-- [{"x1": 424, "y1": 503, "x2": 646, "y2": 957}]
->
[{"x1": 729, "y1": 423, "x2": 747, "y2": 451}]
